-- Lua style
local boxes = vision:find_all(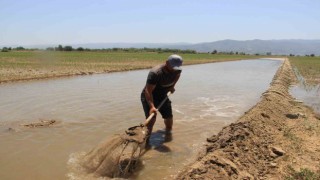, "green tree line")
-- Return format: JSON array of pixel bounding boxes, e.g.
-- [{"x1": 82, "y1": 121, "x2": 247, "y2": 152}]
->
[
  {"x1": 45, "y1": 45, "x2": 198, "y2": 54},
  {"x1": 1, "y1": 45, "x2": 318, "y2": 57}
]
